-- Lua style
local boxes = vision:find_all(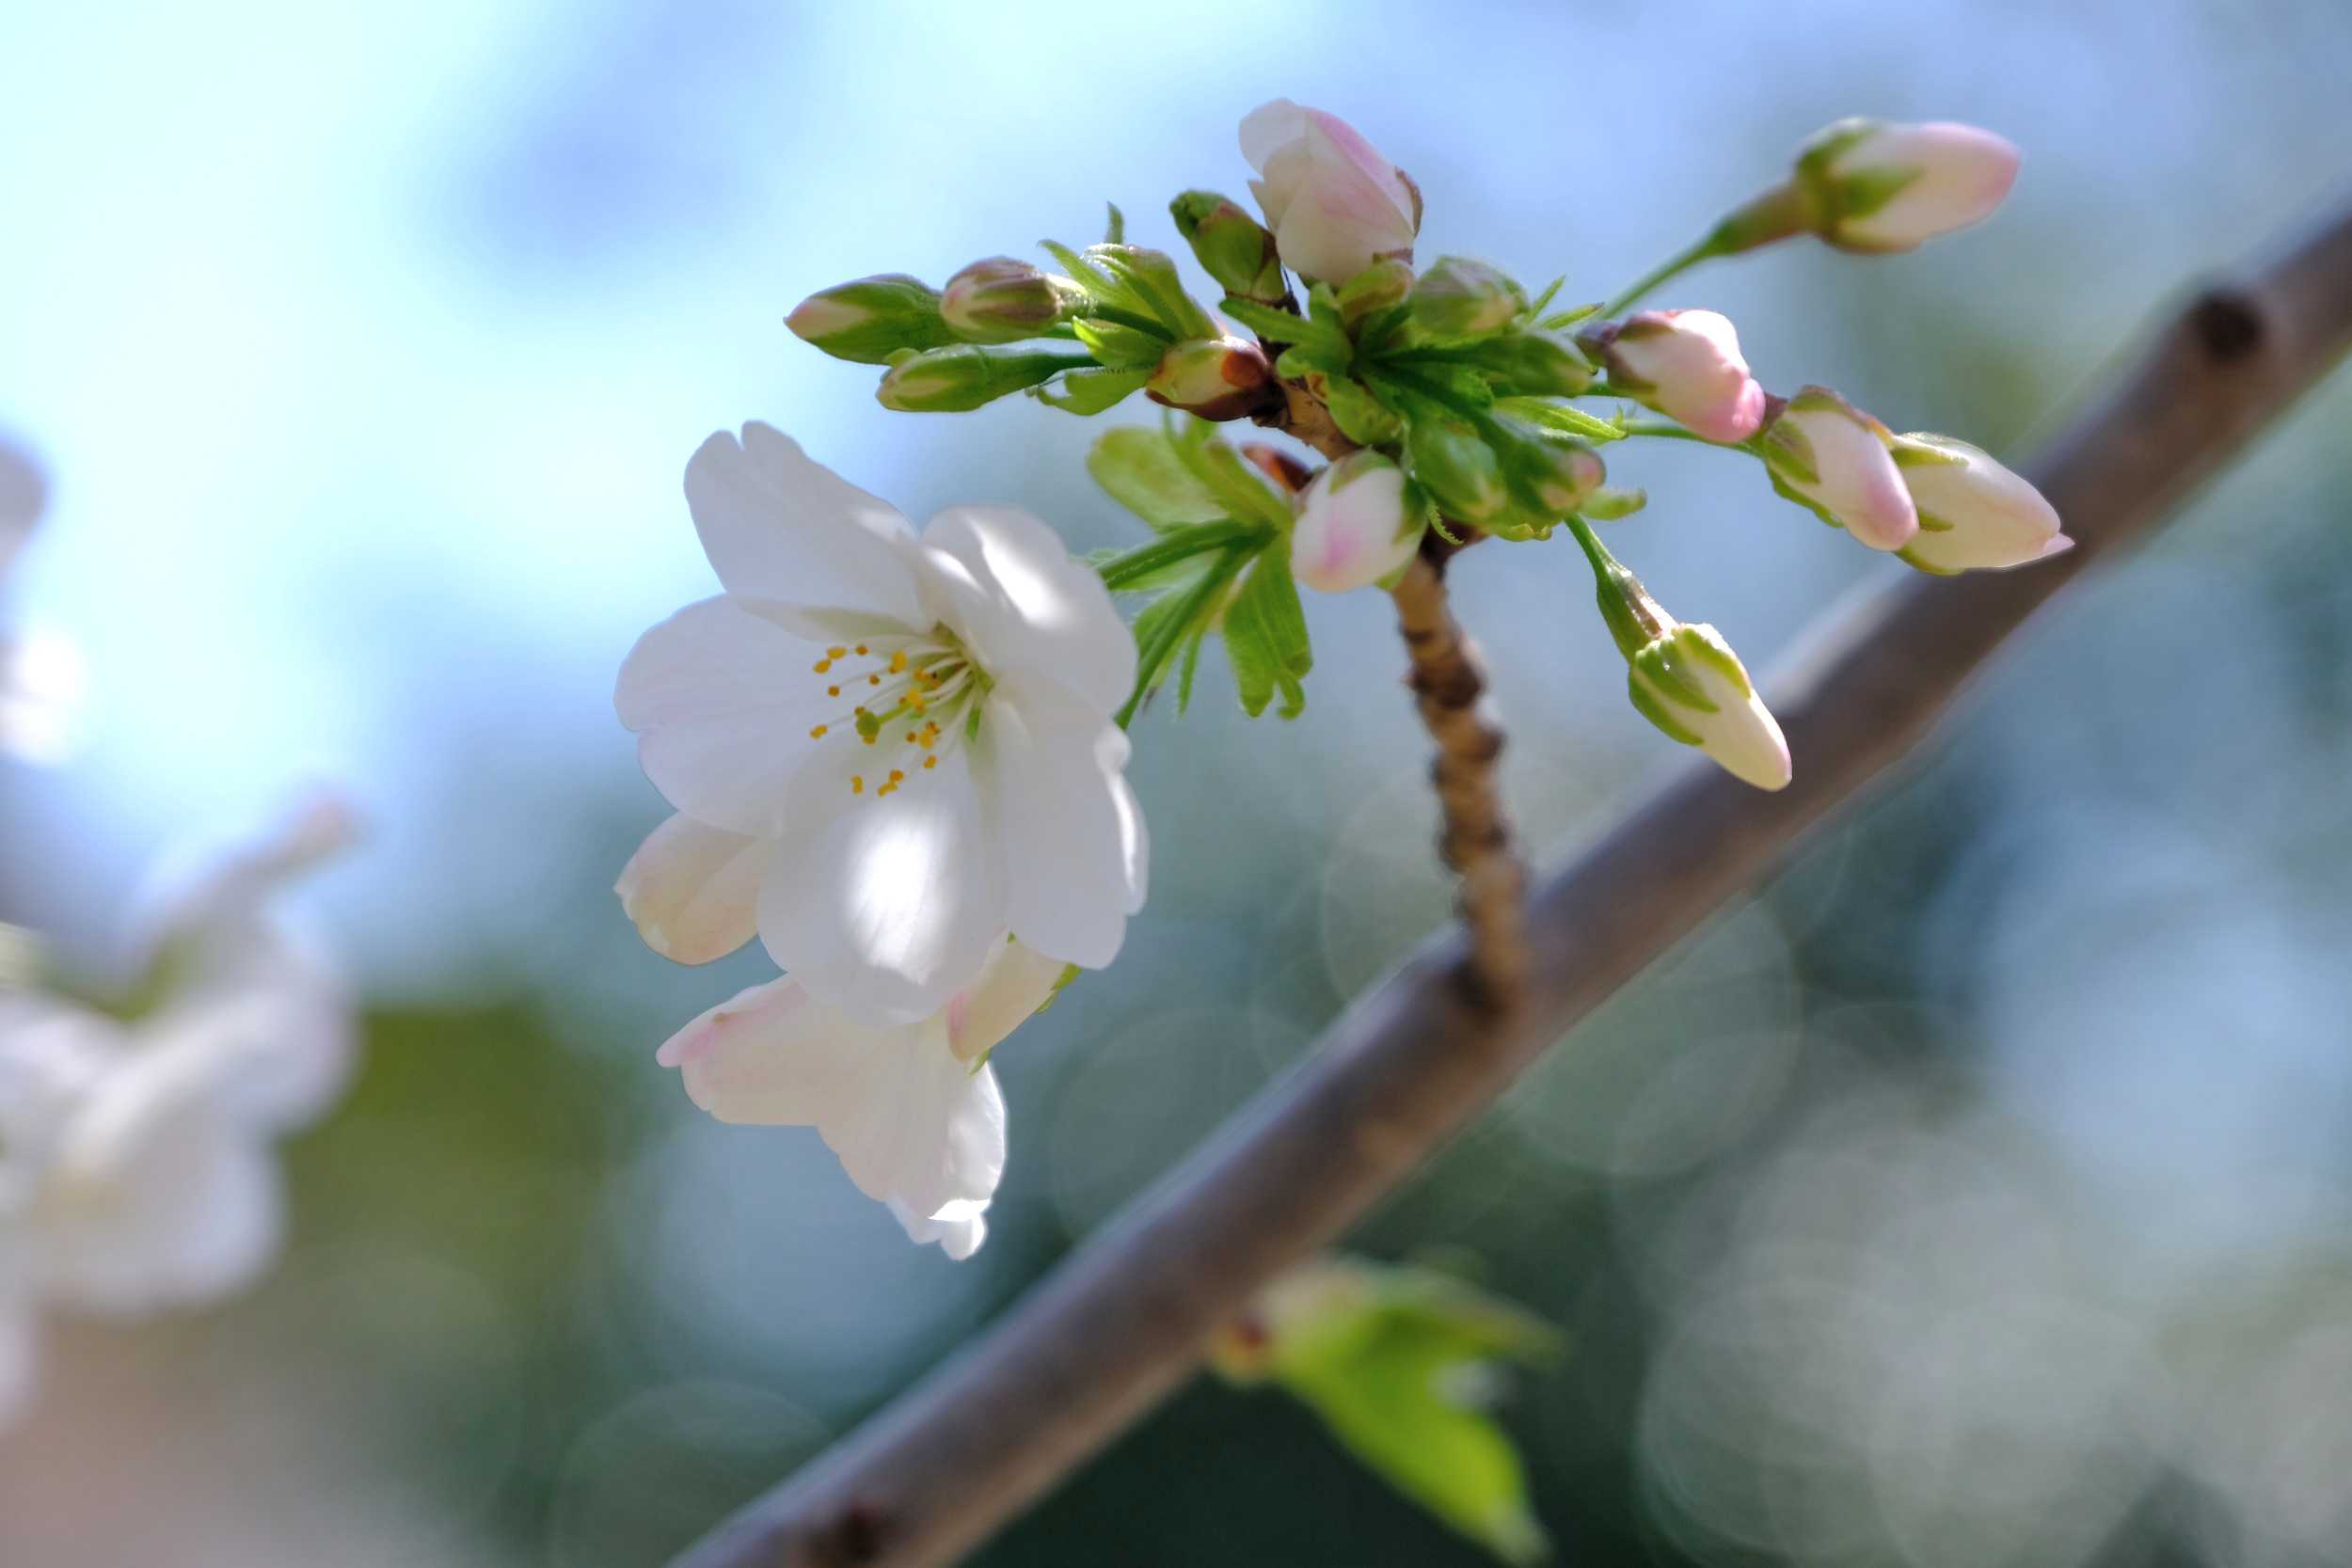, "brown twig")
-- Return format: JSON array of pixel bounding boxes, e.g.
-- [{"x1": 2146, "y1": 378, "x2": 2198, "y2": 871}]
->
[{"x1": 670, "y1": 198, "x2": 2352, "y2": 1568}]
